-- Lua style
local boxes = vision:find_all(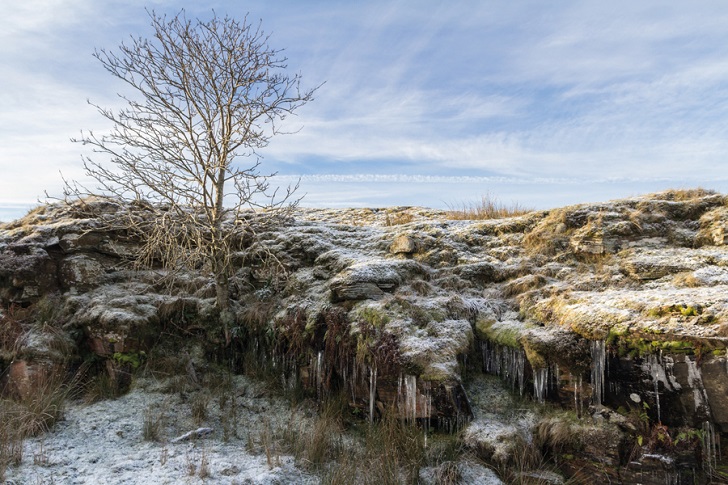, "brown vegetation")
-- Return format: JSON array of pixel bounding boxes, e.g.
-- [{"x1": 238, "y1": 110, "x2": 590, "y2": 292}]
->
[{"x1": 447, "y1": 194, "x2": 532, "y2": 220}]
